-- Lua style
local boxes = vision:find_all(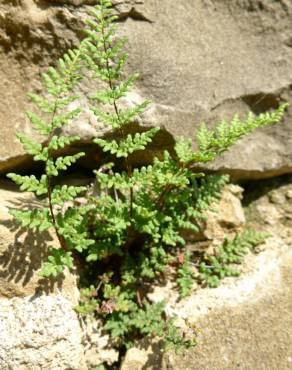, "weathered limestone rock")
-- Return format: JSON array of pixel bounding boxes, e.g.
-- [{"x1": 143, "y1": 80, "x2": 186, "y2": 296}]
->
[
  {"x1": 0, "y1": 0, "x2": 292, "y2": 178},
  {"x1": 120, "y1": 347, "x2": 150, "y2": 370},
  {"x1": 244, "y1": 174, "x2": 292, "y2": 233},
  {"x1": 203, "y1": 184, "x2": 246, "y2": 243},
  {"x1": 0, "y1": 294, "x2": 86, "y2": 370},
  {"x1": 182, "y1": 183, "x2": 246, "y2": 254}
]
